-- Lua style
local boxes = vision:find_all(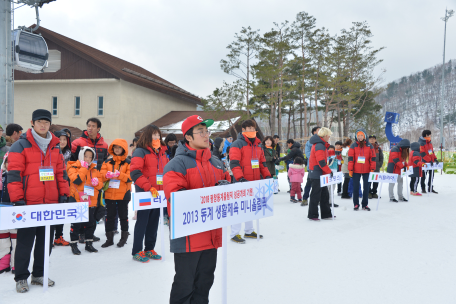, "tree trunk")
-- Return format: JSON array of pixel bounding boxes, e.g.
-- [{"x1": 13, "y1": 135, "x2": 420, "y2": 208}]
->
[
  {"x1": 300, "y1": 95, "x2": 304, "y2": 138},
  {"x1": 287, "y1": 104, "x2": 291, "y2": 139},
  {"x1": 337, "y1": 103, "x2": 342, "y2": 138},
  {"x1": 314, "y1": 62, "x2": 320, "y2": 126},
  {"x1": 246, "y1": 46, "x2": 250, "y2": 117},
  {"x1": 293, "y1": 104, "x2": 297, "y2": 139}
]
